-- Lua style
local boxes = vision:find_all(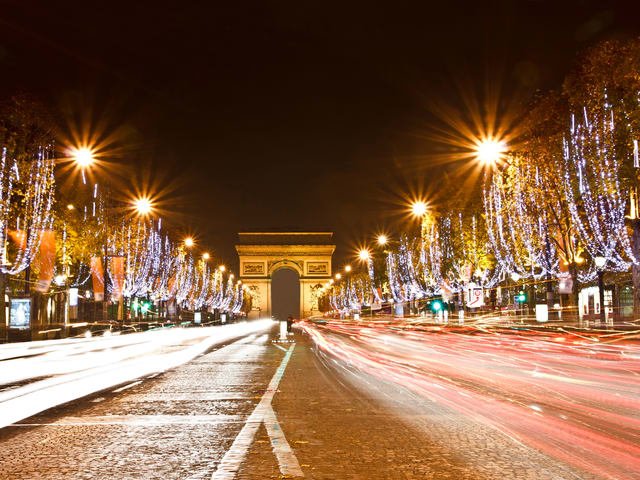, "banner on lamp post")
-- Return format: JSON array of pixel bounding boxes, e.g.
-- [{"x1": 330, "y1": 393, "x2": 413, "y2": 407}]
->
[
  {"x1": 90, "y1": 257, "x2": 104, "y2": 301},
  {"x1": 109, "y1": 256, "x2": 125, "y2": 299},
  {"x1": 34, "y1": 231, "x2": 56, "y2": 292}
]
